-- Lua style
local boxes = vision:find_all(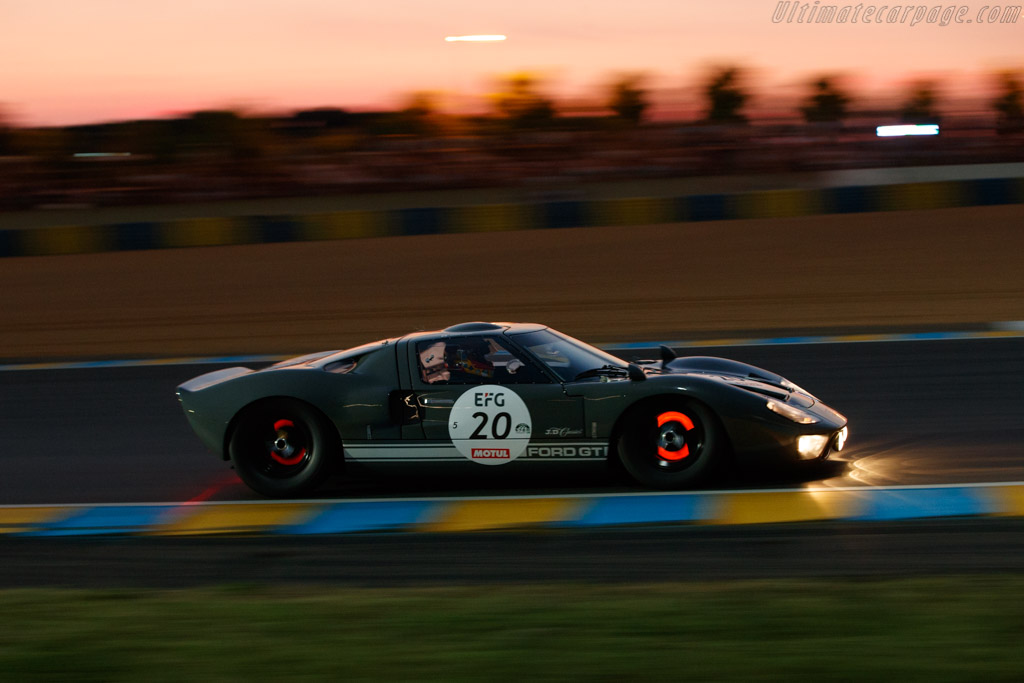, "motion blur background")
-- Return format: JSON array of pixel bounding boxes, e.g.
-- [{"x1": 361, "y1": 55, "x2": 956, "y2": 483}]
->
[
  {"x1": 1, "y1": 3, "x2": 1023, "y2": 679},
  {"x1": 1, "y1": 0, "x2": 1022, "y2": 212},
  {"x1": 2, "y1": 1, "x2": 1023, "y2": 359}
]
